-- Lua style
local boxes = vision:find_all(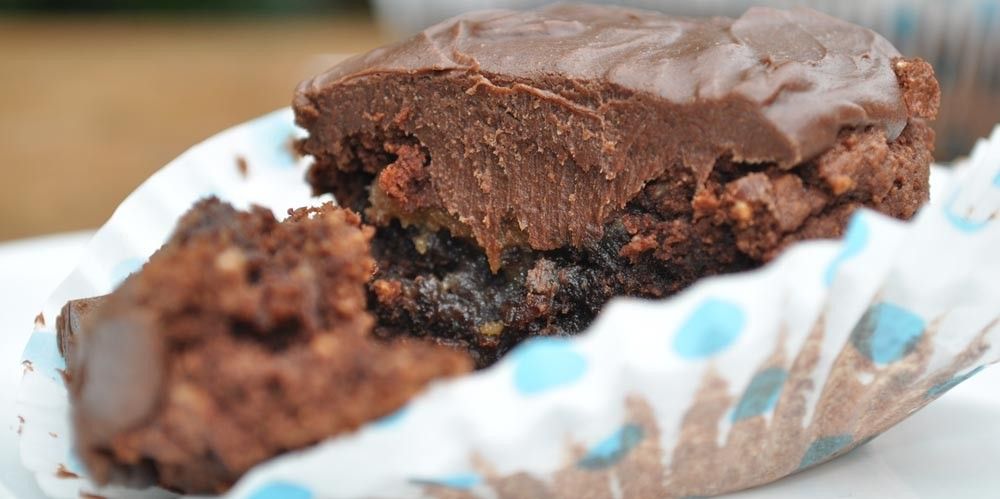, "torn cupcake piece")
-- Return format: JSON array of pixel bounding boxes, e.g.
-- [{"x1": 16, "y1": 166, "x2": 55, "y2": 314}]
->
[
  {"x1": 61, "y1": 198, "x2": 471, "y2": 494},
  {"x1": 294, "y1": 4, "x2": 940, "y2": 367}
]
